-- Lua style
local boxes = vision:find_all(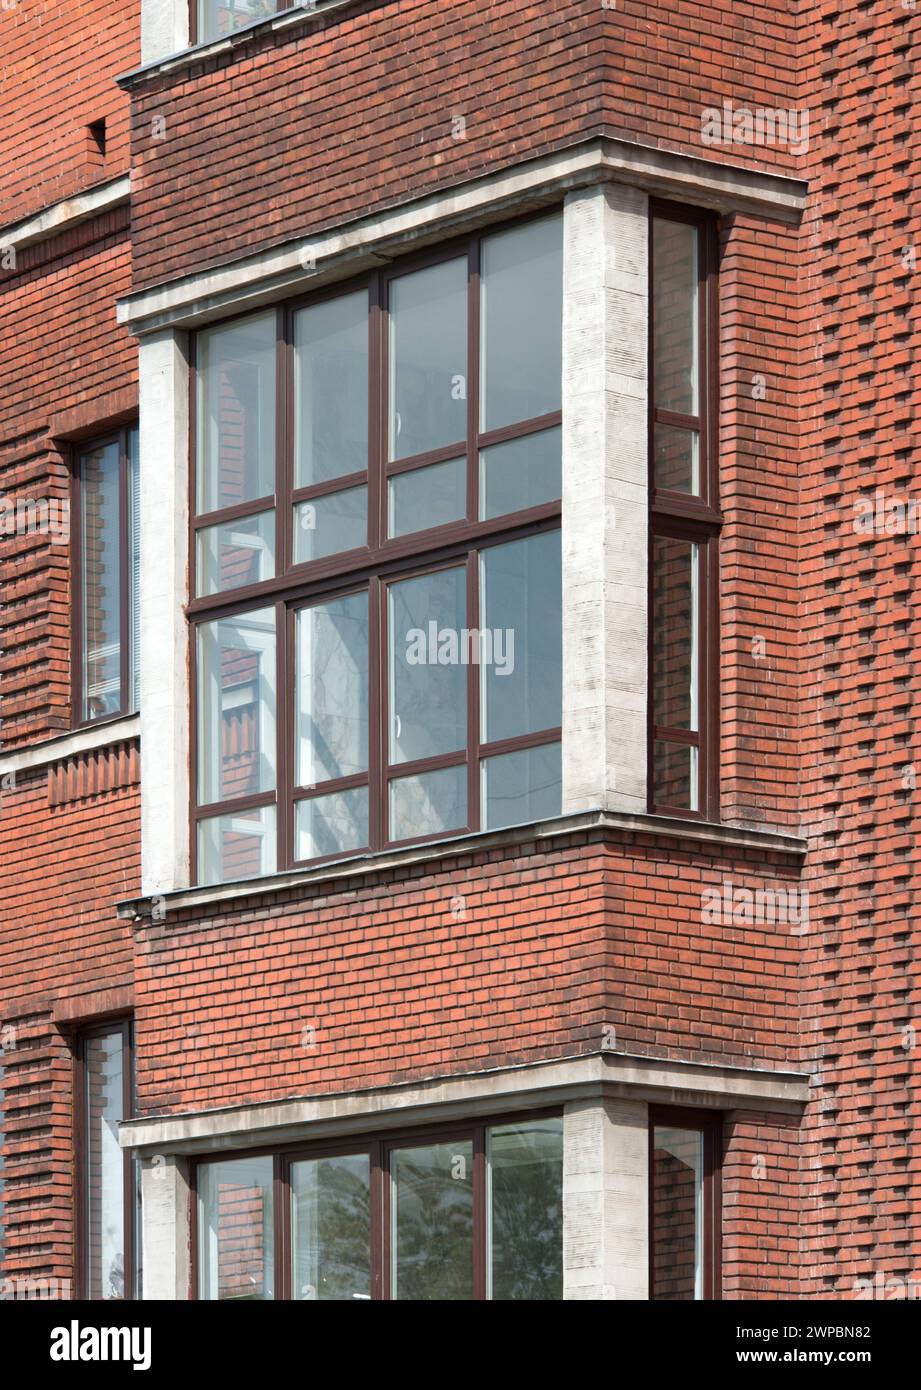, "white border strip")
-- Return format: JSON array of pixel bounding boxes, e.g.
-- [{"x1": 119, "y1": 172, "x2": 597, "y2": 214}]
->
[
  {"x1": 0, "y1": 176, "x2": 131, "y2": 253},
  {"x1": 117, "y1": 139, "x2": 807, "y2": 336},
  {"x1": 119, "y1": 1052, "x2": 811, "y2": 1153},
  {"x1": 0, "y1": 713, "x2": 140, "y2": 777}
]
